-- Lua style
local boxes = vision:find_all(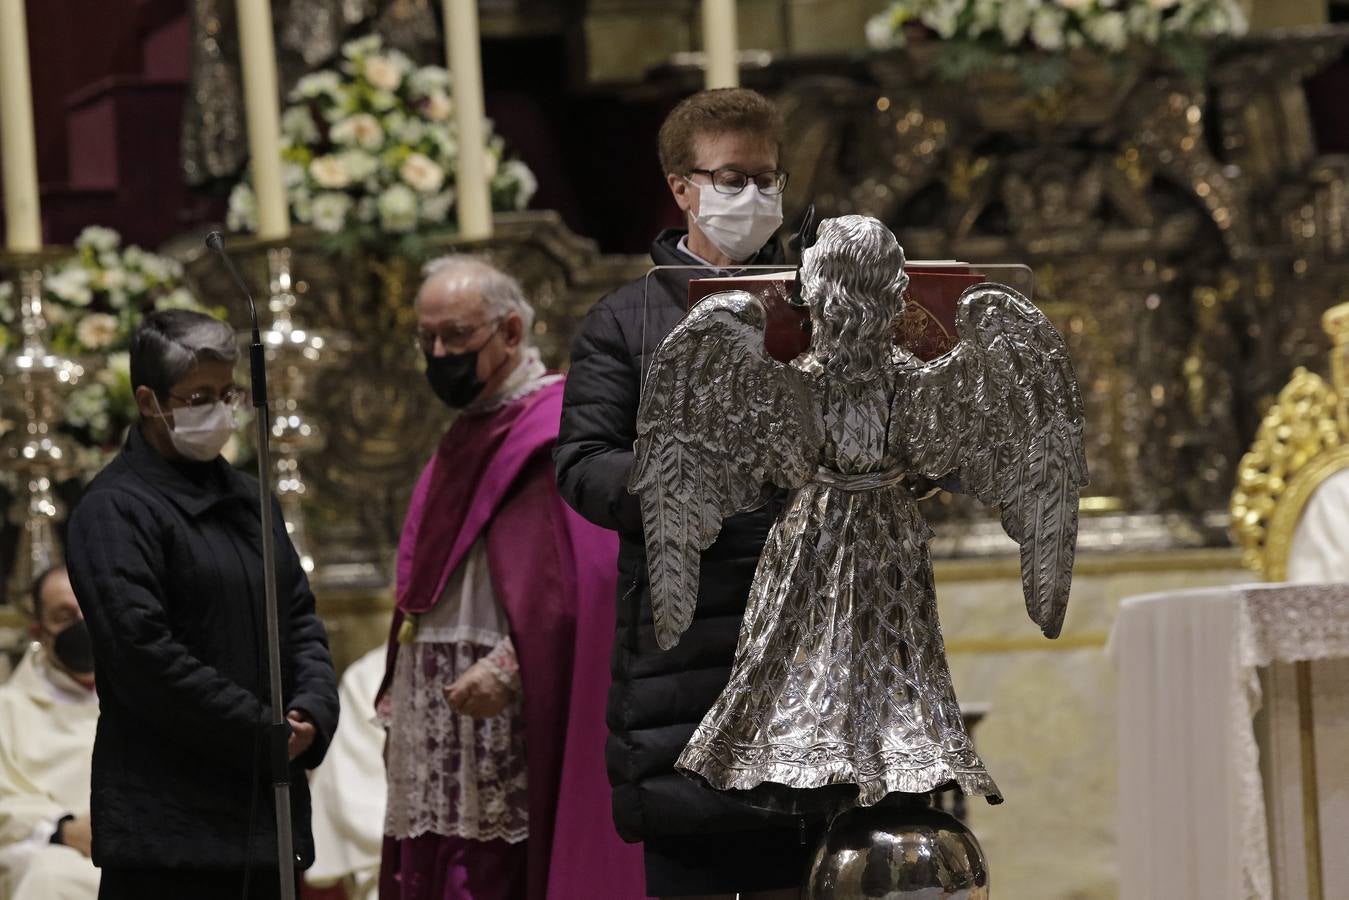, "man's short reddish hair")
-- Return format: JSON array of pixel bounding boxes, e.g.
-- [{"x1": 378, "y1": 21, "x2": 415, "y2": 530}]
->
[{"x1": 657, "y1": 88, "x2": 784, "y2": 176}]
